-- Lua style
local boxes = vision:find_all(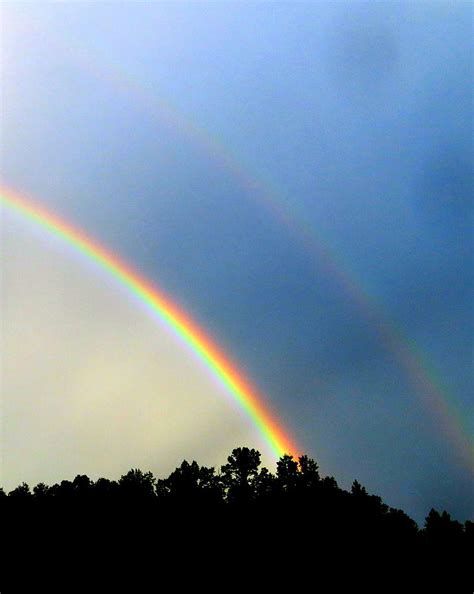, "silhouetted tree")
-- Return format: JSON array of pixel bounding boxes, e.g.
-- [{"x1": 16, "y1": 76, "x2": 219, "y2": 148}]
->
[
  {"x1": 321, "y1": 475, "x2": 338, "y2": 491},
  {"x1": 94, "y1": 477, "x2": 120, "y2": 499},
  {"x1": 276, "y1": 454, "x2": 299, "y2": 493},
  {"x1": 8, "y1": 482, "x2": 31, "y2": 498},
  {"x1": 119, "y1": 468, "x2": 155, "y2": 499},
  {"x1": 48, "y1": 480, "x2": 75, "y2": 499},
  {"x1": 221, "y1": 447, "x2": 261, "y2": 504},
  {"x1": 253, "y1": 466, "x2": 277, "y2": 500},
  {"x1": 32, "y1": 482, "x2": 50, "y2": 498},
  {"x1": 72, "y1": 474, "x2": 93, "y2": 496},
  {"x1": 424, "y1": 508, "x2": 464, "y2": 542},
  {"x1": 157, "y1": 460, "x2": 223, "y2": 506},
  {"x1": 351, "y1": 479, "x2": 368, "y2": 497},
  {"x1": 384, "y1": 507, "x2": 418, "y2": 539},
  {"x1": 298, "y1": 454, "x2": 320, "y2": 487}
]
